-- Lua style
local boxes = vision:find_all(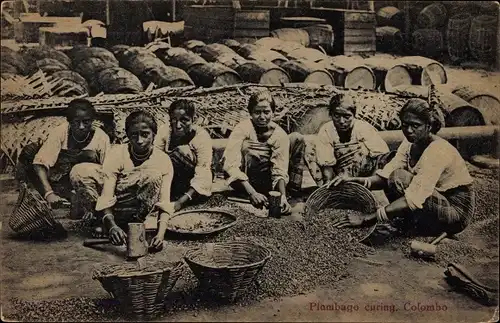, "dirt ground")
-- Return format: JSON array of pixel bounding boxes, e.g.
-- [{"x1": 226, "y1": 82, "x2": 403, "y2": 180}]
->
[{"x1": 1, "y1": 64, "x2": 499, "y2": 323}]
